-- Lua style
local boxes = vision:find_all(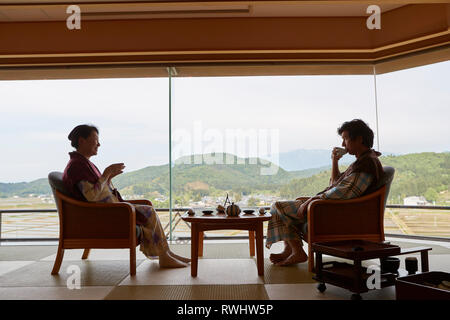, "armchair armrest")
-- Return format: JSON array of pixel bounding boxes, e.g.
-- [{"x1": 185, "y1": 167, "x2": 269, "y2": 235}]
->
[
  {"x1": 306, "y1": 186, "x2": 386, "y2": 240},
  {"x1": 125, "y1": 199, "x2": 153, "y2": 206},
  {"x1": 55, "y1": 190, "x2": 136, "y2": 239},
  {"x1": 307, "y1": 185, "x2": 385, "y2": 212},
  {"x1": 56, "y1": 189, "x2": 136, "y2": 212},
  {"x1": 295, "y1": 196, "x2": 310, "y2": 201}
]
